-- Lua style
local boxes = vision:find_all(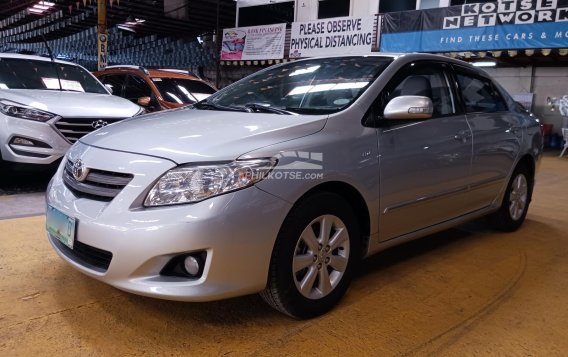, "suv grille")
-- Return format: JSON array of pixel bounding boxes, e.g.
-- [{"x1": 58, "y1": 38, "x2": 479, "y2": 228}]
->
[
  {"x1": 63, "y1": 160, "x2": 134, "y2": 201},
  {"x1": 54, "y1": 117, "x2": 126, "y2": 143}
]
